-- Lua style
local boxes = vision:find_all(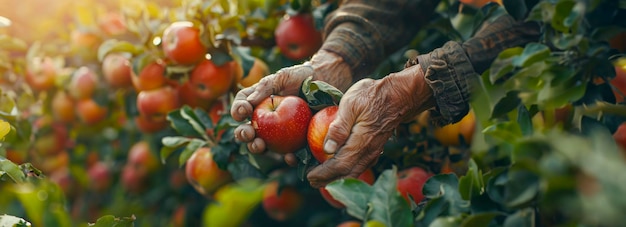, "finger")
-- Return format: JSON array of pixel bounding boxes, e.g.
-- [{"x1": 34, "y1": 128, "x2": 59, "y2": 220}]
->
[
  {"x1": 231, "y1": 87, "x2": 256, "y2": 122},
  {"x1": 234, "y1": 124, "x2": 255, "y2": 143},
  {"x1": 307, "y1": 147, "x2": 361, "y2": 188},
  {"x1": 323, "y1": 103, "x2": 358, "y2": 155},
  {"x1": 284, "y1": 153, "x2": 298, "y2": 167},
  {"x1": 247, "y1": 137, "x2": 266, "y2": 154},
  {"x1": 246, "y1": 75, "x2": 277, "y2": 105}
]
